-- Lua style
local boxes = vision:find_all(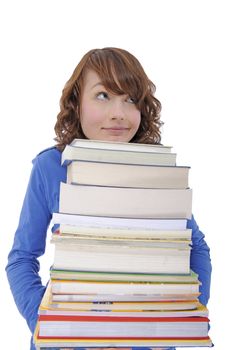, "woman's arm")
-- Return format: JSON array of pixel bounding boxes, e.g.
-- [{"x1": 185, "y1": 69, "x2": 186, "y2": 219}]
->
[
  {"x1": 188, "y1": 215, "x2": 212, "y2": 305},
  {"x1": 5, "y1": 156, "x2": 52, "y2": 333}
]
